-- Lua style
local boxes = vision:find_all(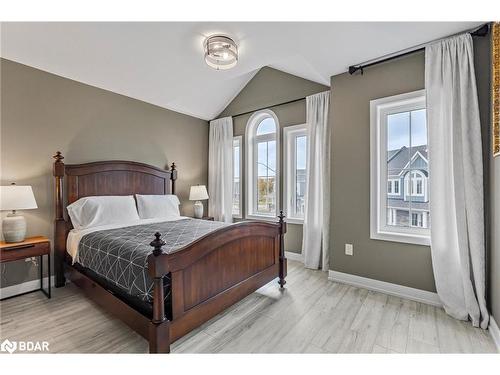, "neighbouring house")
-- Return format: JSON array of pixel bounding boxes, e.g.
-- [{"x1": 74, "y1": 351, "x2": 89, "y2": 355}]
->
[{"x1": 386, "y1": 145, "x2": 430, "y2": 228}]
